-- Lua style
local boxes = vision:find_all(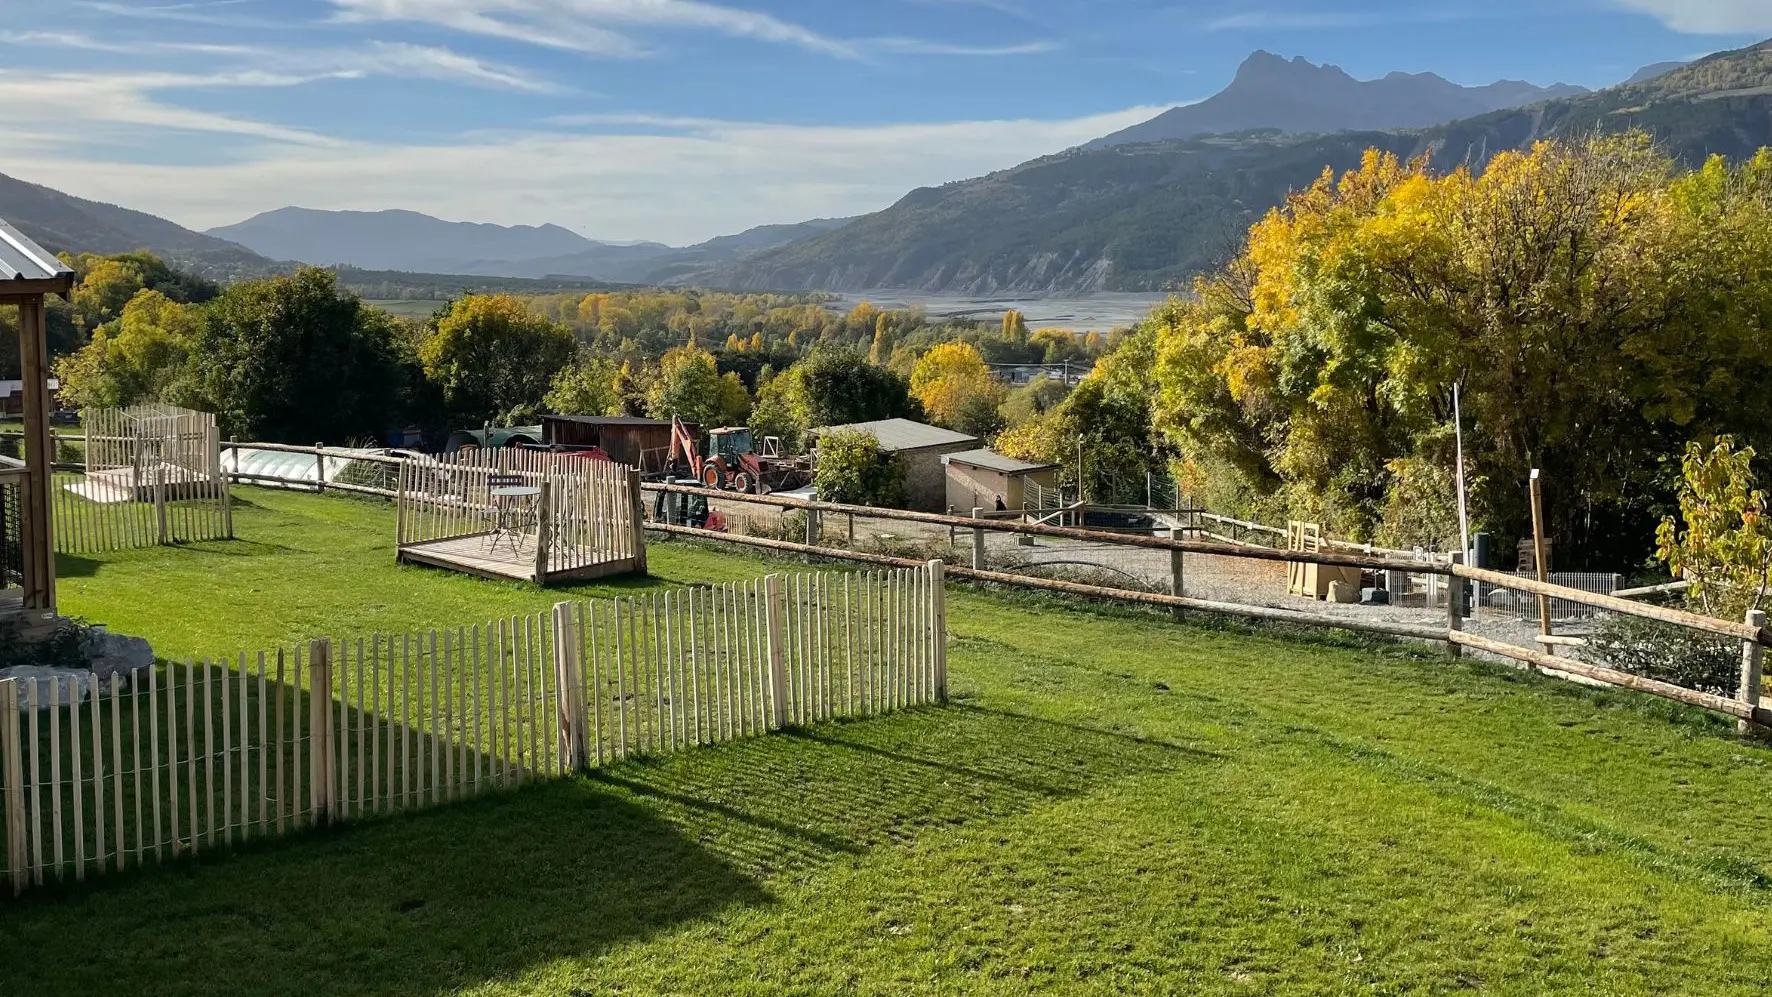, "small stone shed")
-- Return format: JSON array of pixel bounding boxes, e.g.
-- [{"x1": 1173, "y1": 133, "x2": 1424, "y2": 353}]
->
[
  {"x1": 943, "y1": 448, "x2": 1060, "y2": 514},
  {"x1": 808, "y1": 418, "x2": 978, "y2": 512}
]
